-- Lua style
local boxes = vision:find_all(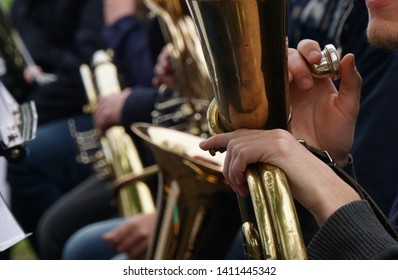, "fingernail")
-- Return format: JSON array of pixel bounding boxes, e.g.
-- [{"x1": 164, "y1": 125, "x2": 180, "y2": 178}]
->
[{"x1": 309, "y1": 50, "x2": 321, "y2": 62}]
